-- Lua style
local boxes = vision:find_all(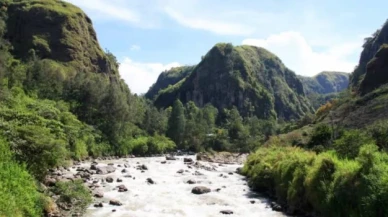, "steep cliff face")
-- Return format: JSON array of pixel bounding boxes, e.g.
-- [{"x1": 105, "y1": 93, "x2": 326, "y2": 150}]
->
[
  {"x1": 4, "y1": 0, "x2": 116, "y2": 74},
  {"x1": 351, "y1": 19, "x2": 388, "y2": 92},
  {"x1": 153, "y1": 43, "x2": 313, "y2": 120},
  {"x1": 359, "y1": 44, "x2": 388, "y2": 94},
  {"x1": 299, "y1": 71, "x2": 349, "y2": 95},
  {"x1": 146, "y1": 65, "x2": 195, "y2": 100}
]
